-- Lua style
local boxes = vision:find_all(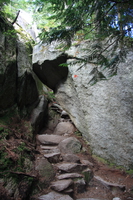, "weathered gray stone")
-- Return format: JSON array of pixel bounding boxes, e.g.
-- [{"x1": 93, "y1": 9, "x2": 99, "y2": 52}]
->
[
  {"x1": 0, "y1": 16, "x2": 17, "y2": 112},
  {"x1": 42, "y1": 147, "x2": 60, "y2": 154},
  {"x1": 55, "y1": 162, "x2": 87, "y2": 173},
  {"x1": 0, "y1": 60, "x2": 17, "y2": 112},
  {"x1": 40, "y1": 145, "x2": 58, "y2": 150},
  {"x1": 15, "y1": 9, "x2": 38, "y2": 41},
  {"x1": 112, "y1": 198, "x2": 121, "y2": 200},
  {"x1": 55, "y1": 49, "x2": 133, "y2": 169},
  {"x1": 50, "y1": 179, "x2": 73, "y2": 192},
  {"x1": 5, "y1": 177, "x2": 18, "y2": 197},
  {"x1": 15, "y1": 12, "x2": 40, "y2": 116},
  {"x1": 58, "y1": 137, "x2": 82, "y2": 154},
  {"x1": 32, "y1": 33, "x2": 133, "y2": 169},
  {"x1": 80, "y1": 159, "x2": 94, "y2": 167},
  {"x1": 44, "y1": 152, "x2": 60, "y2": 163},
  {"x1": 37, "y1": 134, "x2": 67, "y2": 145},
  {"x1": 38, "y1": 191, "x2": 73, "y2": 200},
  {"x1": 62, "y1": 154, "x2": 80, "y2": 163},
  {"x1": 35, "y1": 158, "x2": 55, "y2": 184},
  {"x1": 30, "y1": 95, "x2": 48, "y2": 133},
  {"x1": 54, "y1": 122, "x2": 75, "y2": 135},
  {"x1": 0, "y1": 13, "x2": 41, "y2": 117},
  {"x1": 57, "y1": 173, "x2": 83, "y2": 180},
  {"x1": 74, "y1": 178, "x2": 86, "y2": 193},
  {"x1": 63, "y1": 188, "x2": 73, "y2": 194},
  {"x1": 17, "y1": 71, "x2": 39, "y2": 116},
  {"x1": 76, "y1": 199, "x2": 105, "y2": 200}
]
